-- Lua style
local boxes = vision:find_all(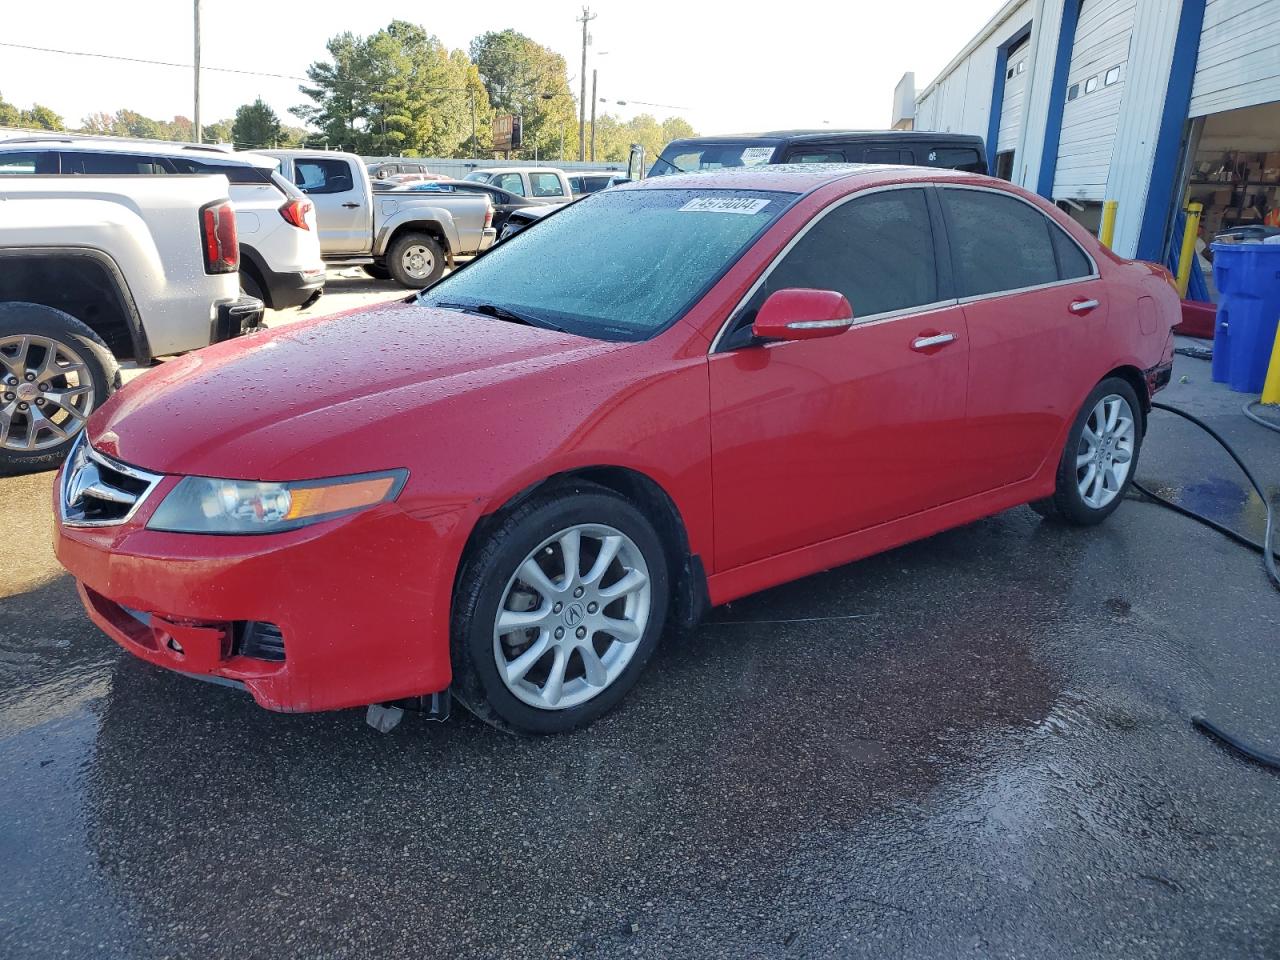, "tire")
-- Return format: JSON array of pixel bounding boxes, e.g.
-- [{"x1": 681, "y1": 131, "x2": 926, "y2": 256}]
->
[
  {"x1": 386, "y1": 233, "x2": 445, "y2": 288},
  {"x1": 0, "y1": 301, "x2": 120, "y2": 475},
  {"x1": 362, "y1": 264, "x2": 392, "y2": 281},
  {"x1": 1031, "y1": 376, "x2": 1143, "y2": 525},
  {"x1": 451, "y1": 481, "x2": 671, "y2": 735}
]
